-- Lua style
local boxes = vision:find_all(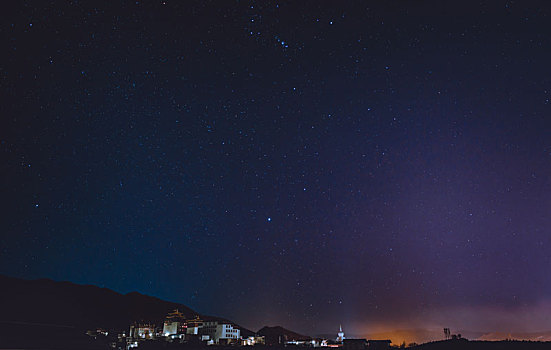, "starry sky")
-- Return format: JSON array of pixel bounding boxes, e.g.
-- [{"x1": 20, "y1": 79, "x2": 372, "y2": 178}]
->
[{"x1": 2, "y1": 0, "x2": 551, "y2": 343}]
